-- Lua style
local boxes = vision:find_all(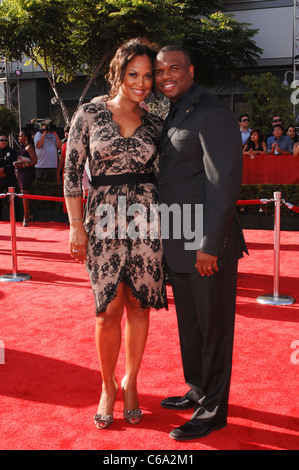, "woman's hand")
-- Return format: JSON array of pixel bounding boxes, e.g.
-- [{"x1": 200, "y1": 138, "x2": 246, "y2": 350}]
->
[
  {"x1": 69, "y1": 221, "x2": 88, "y2": 263},
  {"x1": 13, "y1": 160, "x2": 27, "y2": 168}
]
